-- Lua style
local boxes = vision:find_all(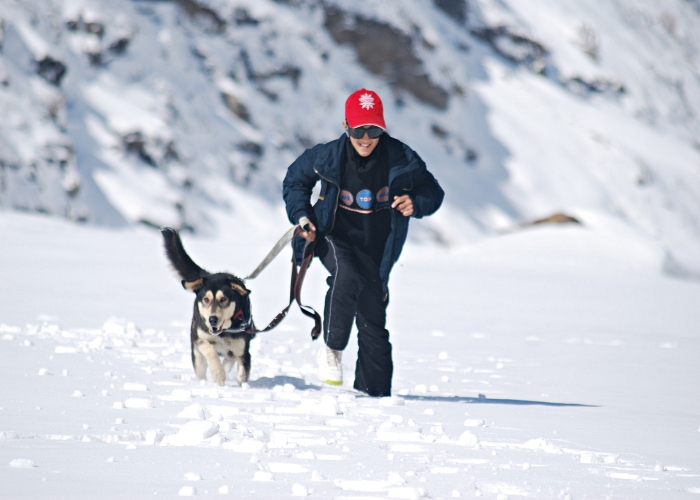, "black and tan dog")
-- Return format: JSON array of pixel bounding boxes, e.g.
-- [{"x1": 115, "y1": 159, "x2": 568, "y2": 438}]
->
[{"x1": 161, "y1": 228, "x2": 254, "y2": 386}]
